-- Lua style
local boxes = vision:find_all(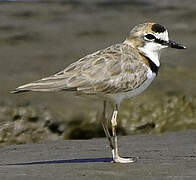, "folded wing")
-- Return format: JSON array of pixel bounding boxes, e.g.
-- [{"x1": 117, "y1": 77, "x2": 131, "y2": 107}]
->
[{"x1": 11, "y1": 44, "x2": 148, "y2": 94}]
